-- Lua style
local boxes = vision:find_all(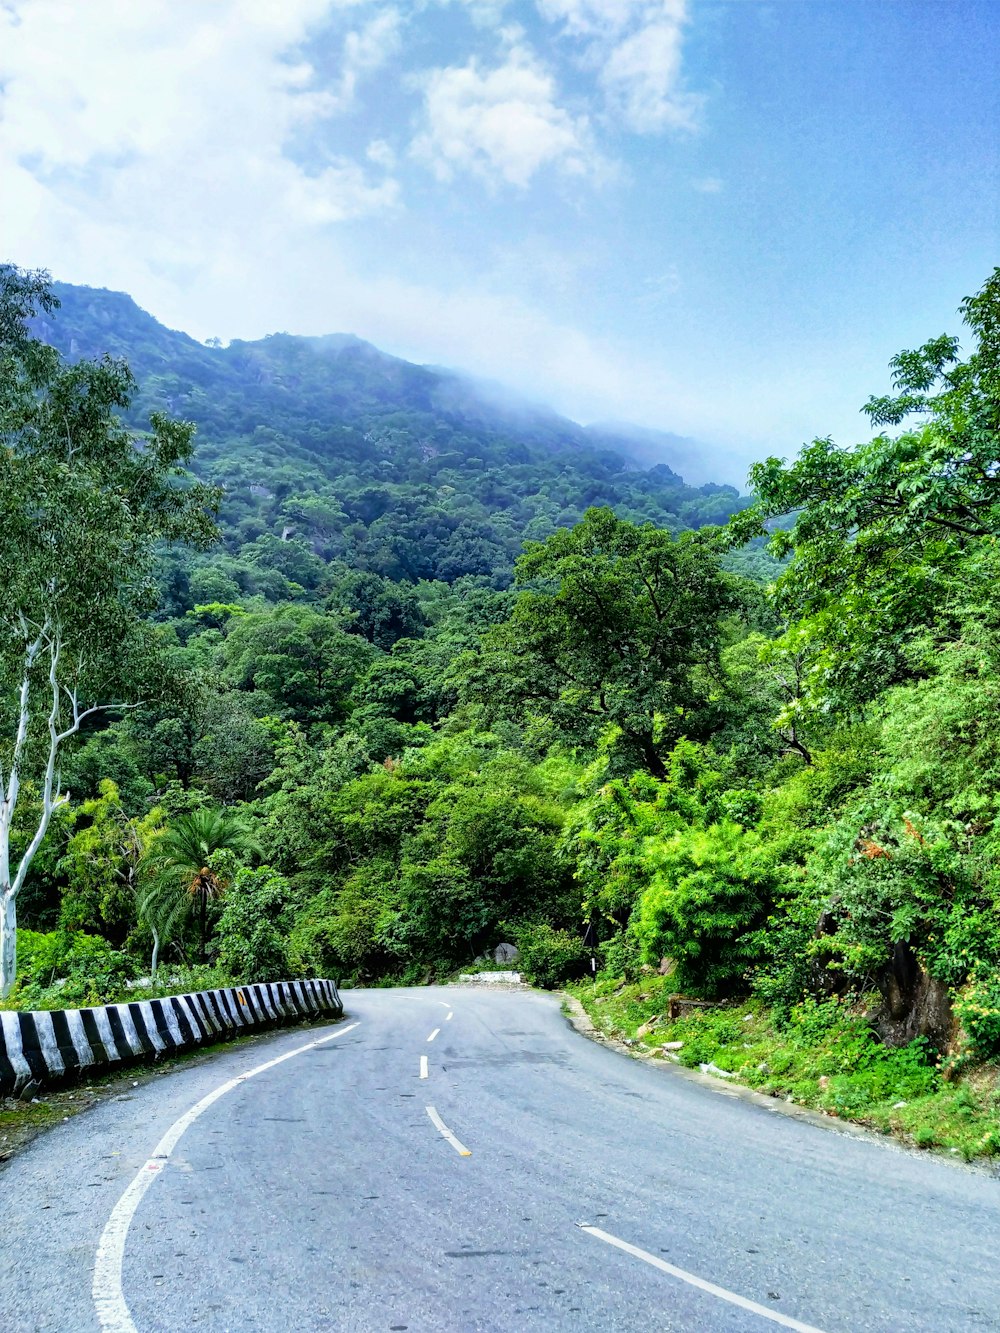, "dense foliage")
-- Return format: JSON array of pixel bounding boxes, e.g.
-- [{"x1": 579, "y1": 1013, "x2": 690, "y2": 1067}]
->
[
  {"x1": 7, "y1": 265, "x2": 1000, "y2": 1114},
  {"x1": 34, "y1": 283, "x2": 761, "y2": 601}
]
